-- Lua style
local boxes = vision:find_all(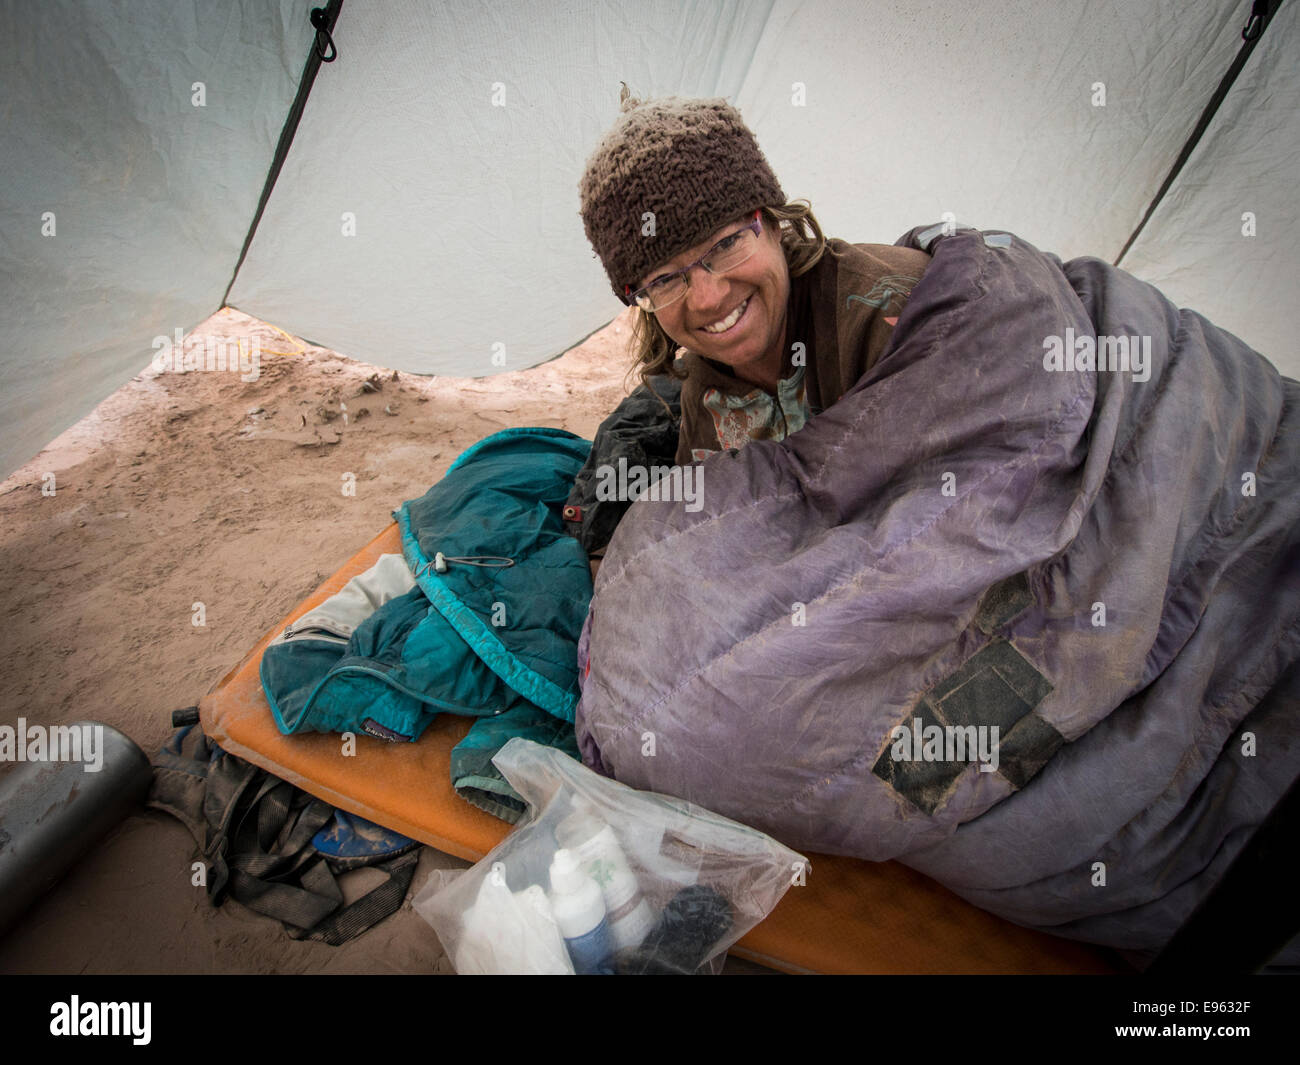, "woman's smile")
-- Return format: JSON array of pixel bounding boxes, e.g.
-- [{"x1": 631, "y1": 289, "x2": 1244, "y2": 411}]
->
[{"x1": 699, "y1": 295, "x2": 751, "y2": 335}]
